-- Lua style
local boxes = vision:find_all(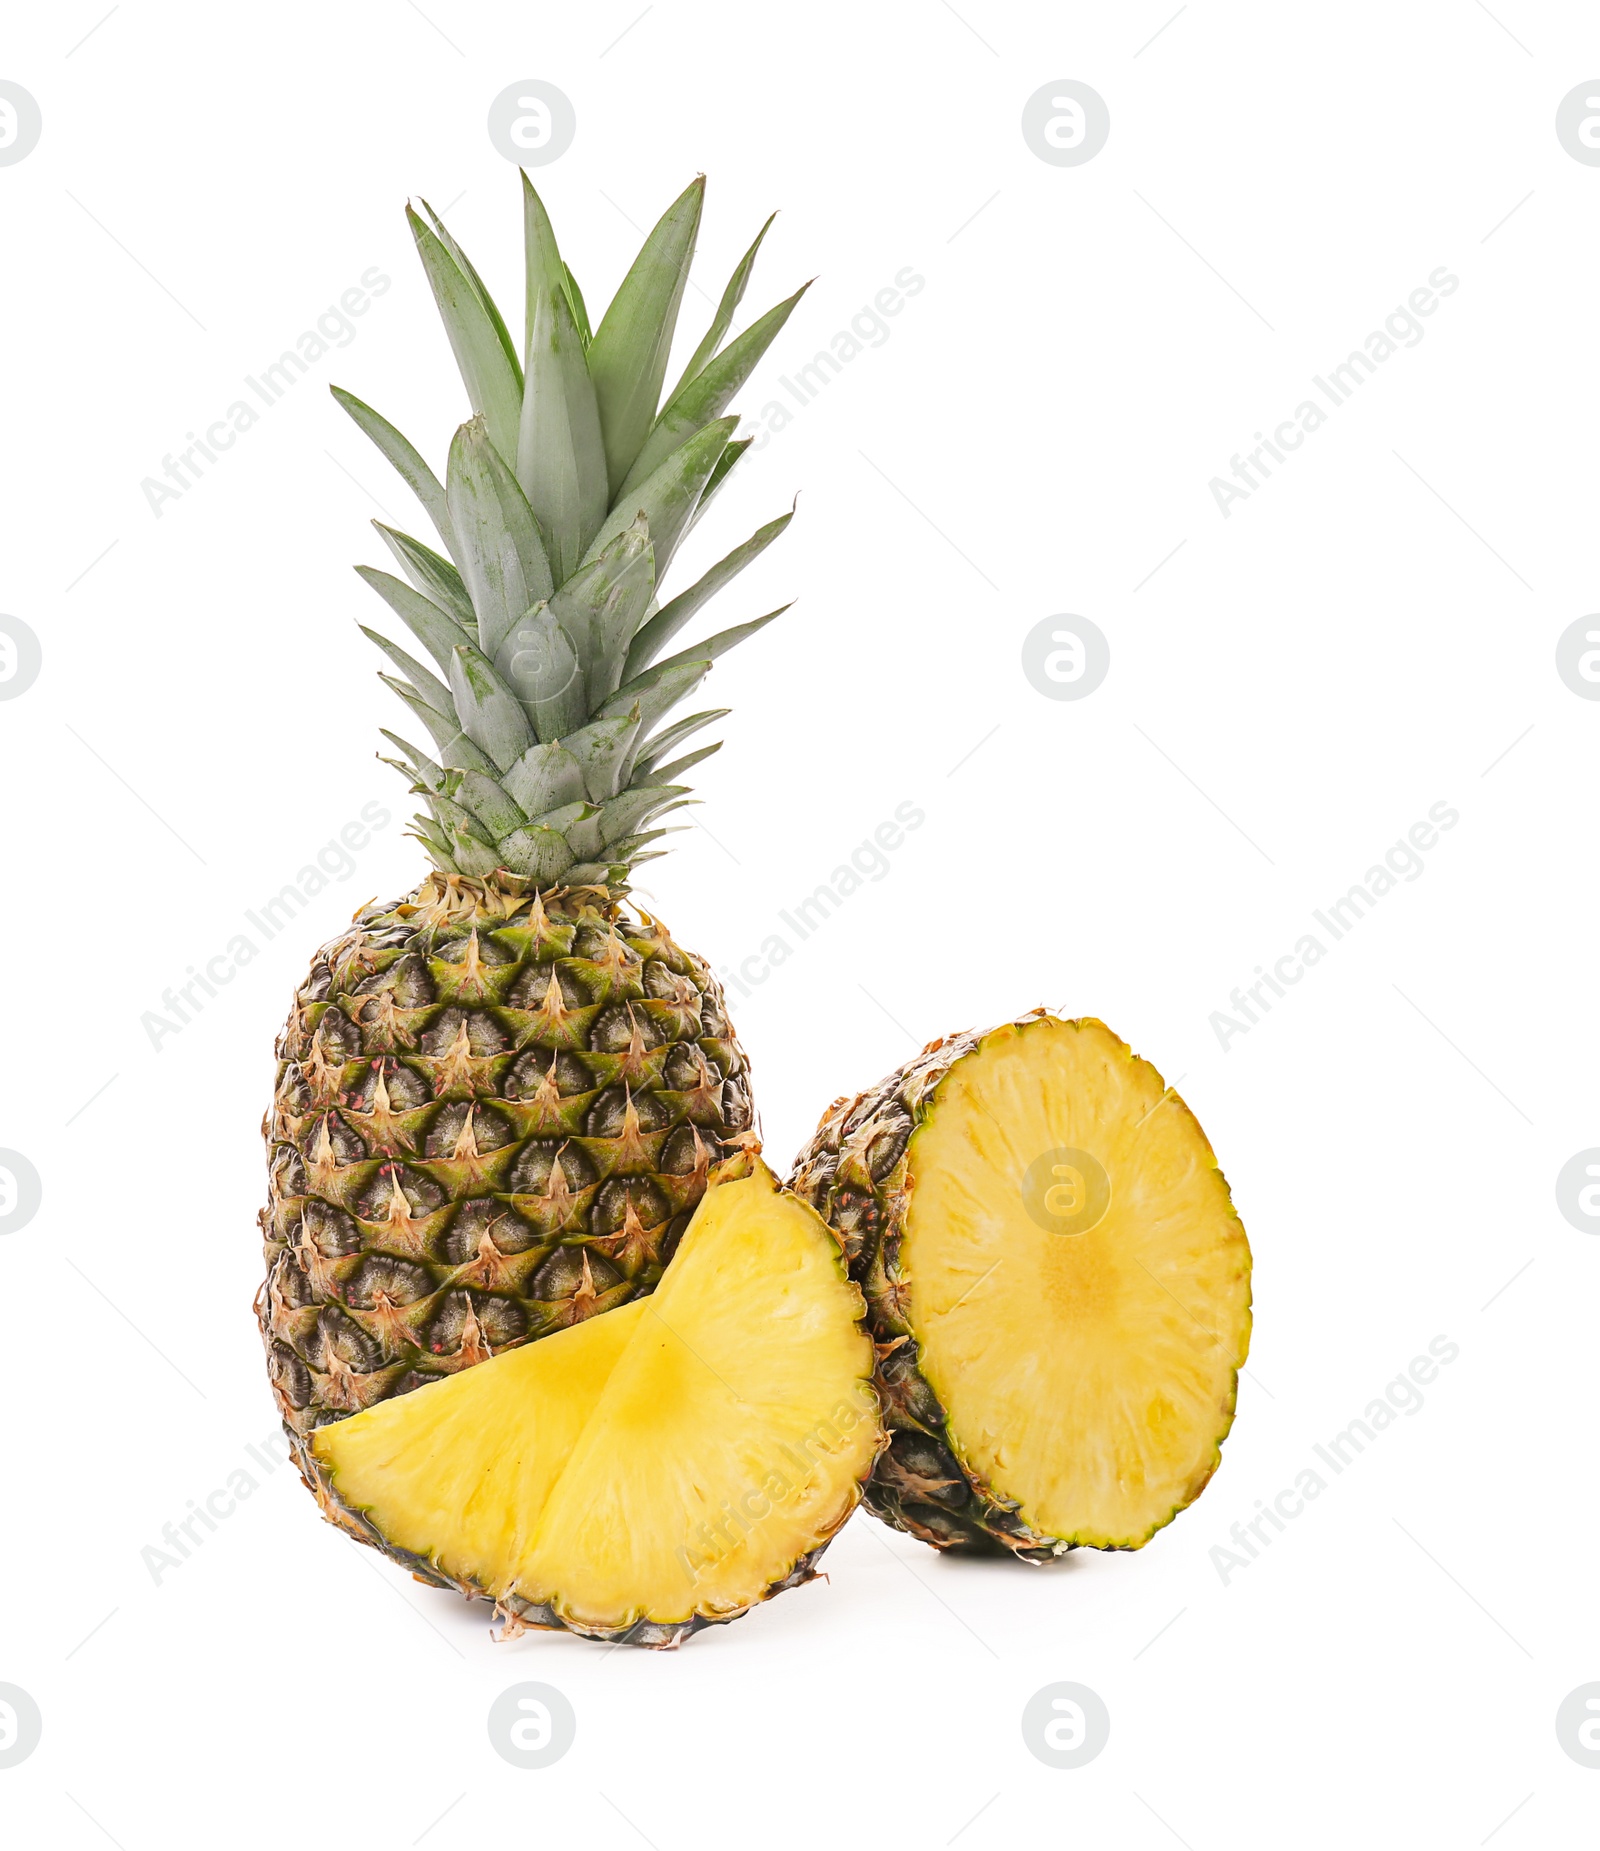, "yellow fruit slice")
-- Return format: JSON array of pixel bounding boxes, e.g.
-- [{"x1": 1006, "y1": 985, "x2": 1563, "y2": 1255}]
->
[
  {"x1": 513, "y1": 1163, "x2": 879, "y2": 1628},
  {"x1": 905, "y1": 1016, "x2": 1250, "y2": 1547},
  {"x1": 312, "y1": 1298, "x2": 643, "y2": 1594},
  {"x1": 312, "y1": 1157, "x2": 879, "y2": 1640}
]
